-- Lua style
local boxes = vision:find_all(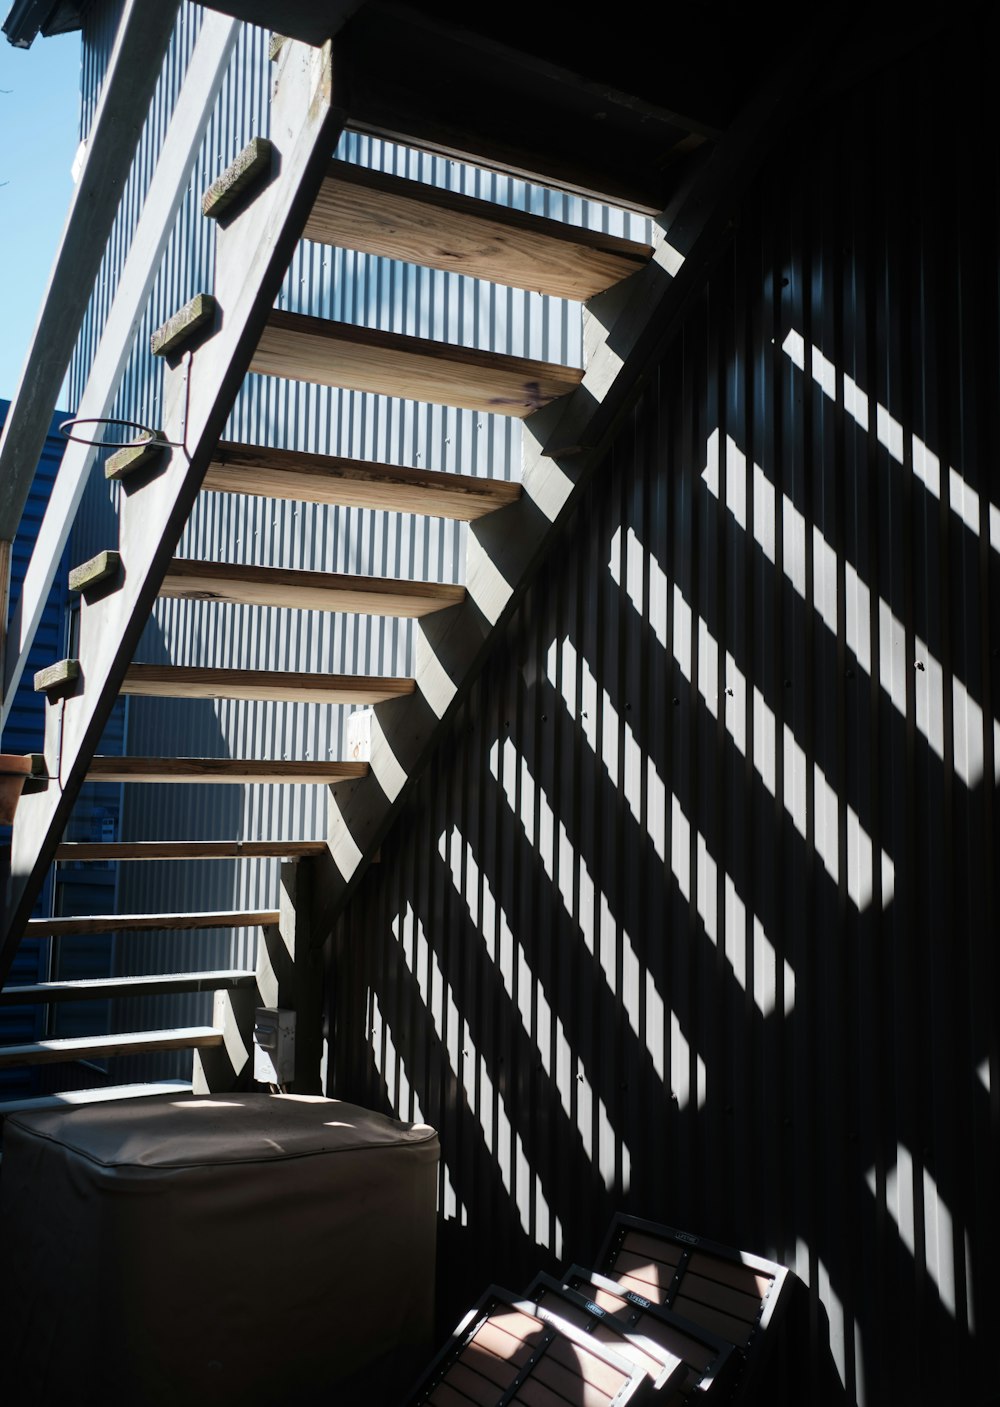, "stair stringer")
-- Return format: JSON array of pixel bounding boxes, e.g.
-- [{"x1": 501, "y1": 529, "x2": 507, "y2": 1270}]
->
[
  {"x1": 0, "y1": 37, "x2": 347, "y2": 985},
  {"x1": 312, "y1": 35, "x2": 826, "y2": 943}
]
